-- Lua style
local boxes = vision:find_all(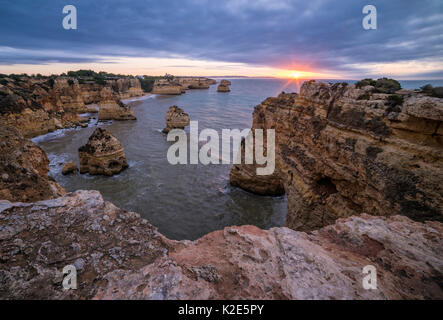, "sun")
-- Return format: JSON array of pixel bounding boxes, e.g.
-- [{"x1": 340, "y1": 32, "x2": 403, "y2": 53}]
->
[{"x1": 291, "y1": 71, "x2": 301, "y2": 79}]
